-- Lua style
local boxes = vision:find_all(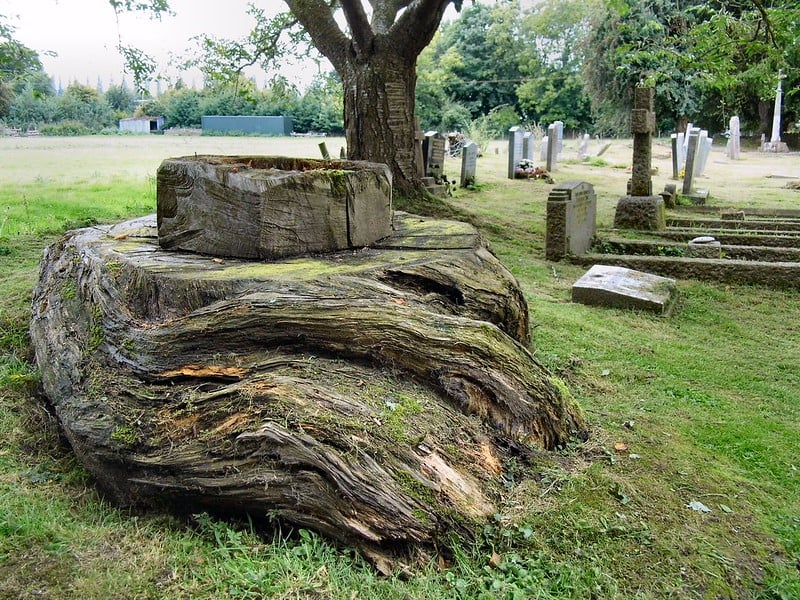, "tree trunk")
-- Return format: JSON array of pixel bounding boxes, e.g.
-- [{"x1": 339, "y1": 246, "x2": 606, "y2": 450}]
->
[
  {"x1": 30, "y1": 212, "x2": 587, "y2": 568},
  {"x1": 342, "y1": 46, "x2": 421, "y2": 196}
]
